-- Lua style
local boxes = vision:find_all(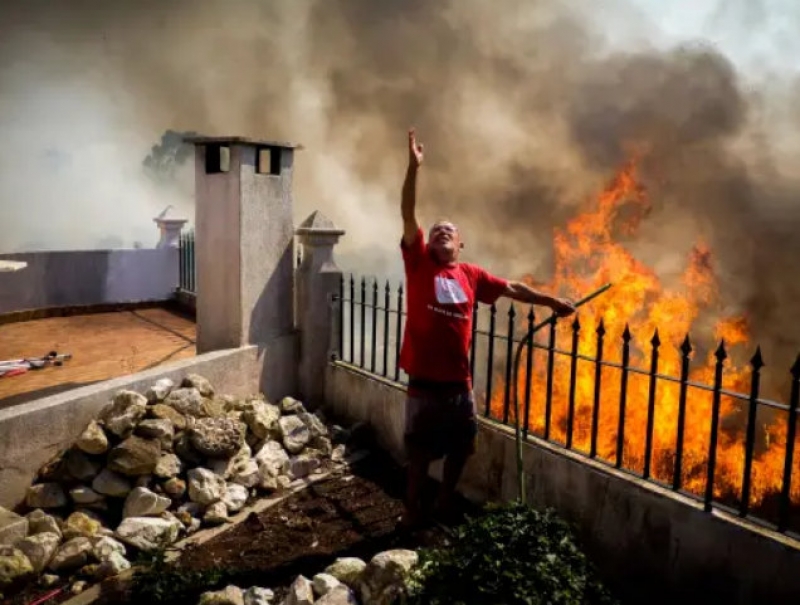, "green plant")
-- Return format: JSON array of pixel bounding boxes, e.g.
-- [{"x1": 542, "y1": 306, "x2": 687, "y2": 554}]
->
[
  {"x1": 129, "y1": 542, "x2": 224, "y2": 605},
  {"x1": 406, "y1": 501, "x2": 618, "y2": 605}
]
